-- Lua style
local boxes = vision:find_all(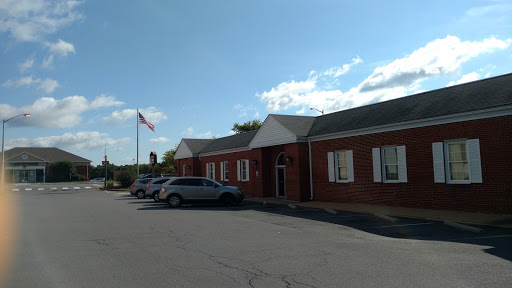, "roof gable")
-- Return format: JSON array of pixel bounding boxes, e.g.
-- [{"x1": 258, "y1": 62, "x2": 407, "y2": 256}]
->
[
  {"x1": 249, "y1": 115, "x2": 300, "y2": 148},
  {"x1": 7, "y1": 152, "x2": 46, "y2": 162},
  {"x1": 175, "y1": 139, "x2": 213, "y2": 159}
]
